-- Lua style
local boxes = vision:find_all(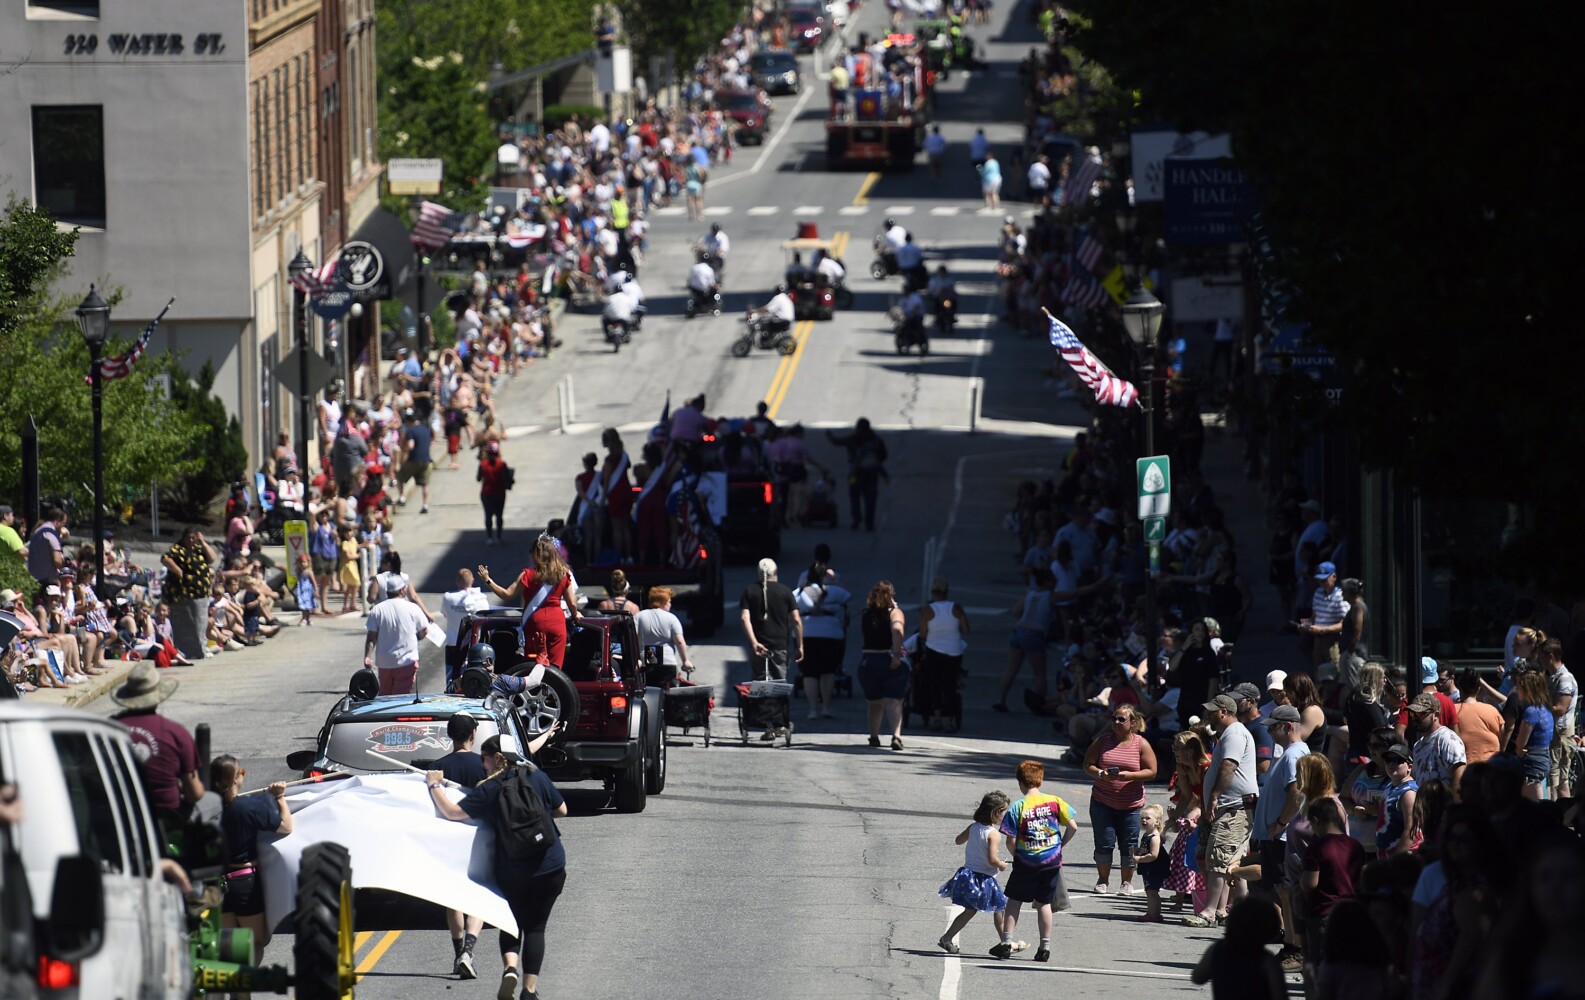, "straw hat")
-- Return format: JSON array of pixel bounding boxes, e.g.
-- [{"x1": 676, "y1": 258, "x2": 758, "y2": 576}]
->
[{"x1": 111, "y1": 662, "x2": 179, "y2": 711}]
